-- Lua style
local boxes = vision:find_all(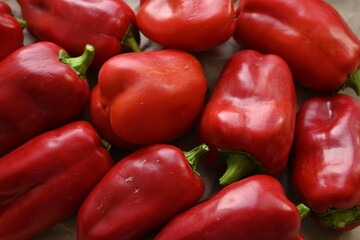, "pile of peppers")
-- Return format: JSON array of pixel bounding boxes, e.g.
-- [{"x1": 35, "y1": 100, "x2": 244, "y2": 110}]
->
[{"x1": 0, "y1": 0, "x2": 360, "y2": 239}]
